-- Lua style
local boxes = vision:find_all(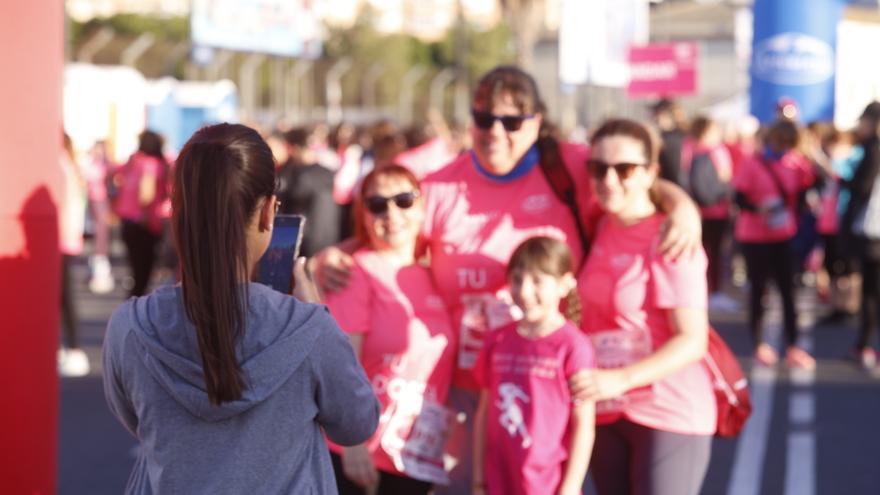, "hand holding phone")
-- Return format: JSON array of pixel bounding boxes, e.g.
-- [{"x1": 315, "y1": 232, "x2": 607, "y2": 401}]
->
[{"x1": 257, "y1": 214, "x2": 306, "y2": 293}]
